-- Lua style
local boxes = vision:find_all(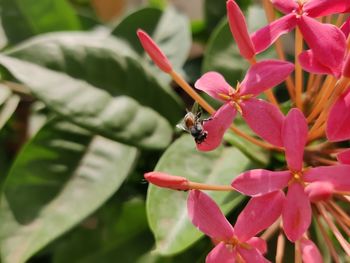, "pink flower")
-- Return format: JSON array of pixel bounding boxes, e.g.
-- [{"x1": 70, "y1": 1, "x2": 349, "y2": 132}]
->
[
  {"x1": 299, "y1": 37, "x2": 350, "y2": 78},
  {"x1": 187, "y1": 190, "x2": 285, "y2": 262},
  {"x1": 232, "y1": 108, "x2": 350, "y2": 242},
  {"x1": 326, "y1": 87, "x2": 350, "y2": 141},
  {"x1": 195, "y1": 60, "x2": 293, "y2": 151},
  {"x1": 252, "y1": 0, "x2": 348, "y2": 77}
]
